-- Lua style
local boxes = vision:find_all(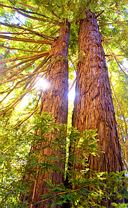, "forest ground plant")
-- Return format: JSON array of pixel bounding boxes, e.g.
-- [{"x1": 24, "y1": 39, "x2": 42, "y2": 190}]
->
[{"x1": 0, "y1": 114, "x2": 127, "y2": 207}]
